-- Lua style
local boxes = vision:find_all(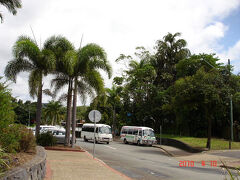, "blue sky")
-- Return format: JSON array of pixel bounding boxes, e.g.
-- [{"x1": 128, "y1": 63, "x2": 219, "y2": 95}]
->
[
  {"x1": 220, "y1": 8, "x2": 240, "y2": 48},
  {"x1": 218, "y1": 8, "x2": 240, "y2": 73}
]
